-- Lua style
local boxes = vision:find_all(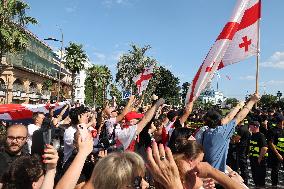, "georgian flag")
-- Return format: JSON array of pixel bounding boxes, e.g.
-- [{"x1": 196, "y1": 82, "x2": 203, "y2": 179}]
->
[
  {"x1": 0, "y1": 101, "x2": 68, "y2": 122},
  {"x1": 133, "y1": 65, "x2": 154, "y2": 95},
  {"x1": 186, "y1": 0, "x2": 260, "y2": 103}
]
